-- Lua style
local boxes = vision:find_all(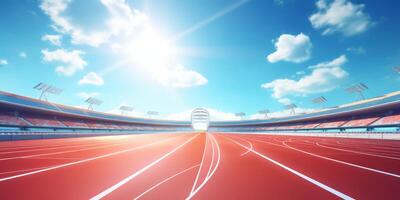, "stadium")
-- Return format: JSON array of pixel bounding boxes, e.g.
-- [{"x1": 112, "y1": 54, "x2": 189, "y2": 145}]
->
[{"x1": 1, "y1": 0, "x2": 400, "y2": 199}]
